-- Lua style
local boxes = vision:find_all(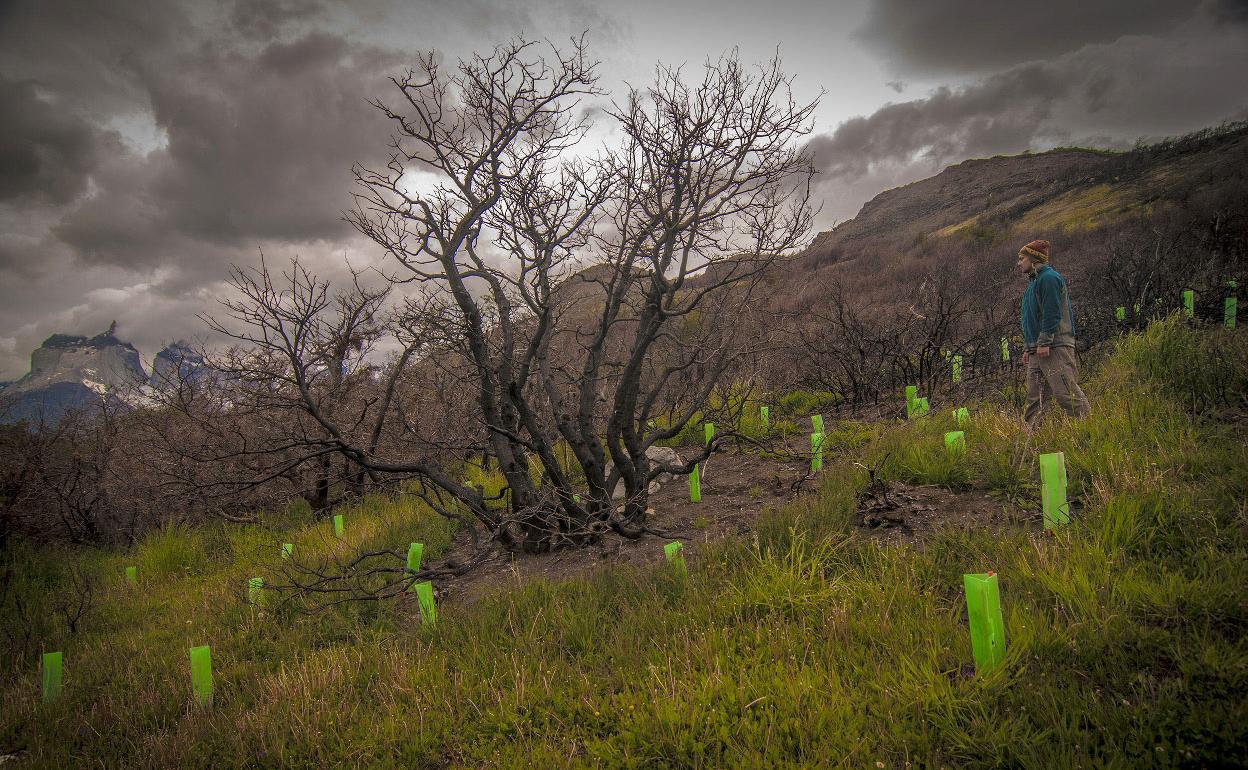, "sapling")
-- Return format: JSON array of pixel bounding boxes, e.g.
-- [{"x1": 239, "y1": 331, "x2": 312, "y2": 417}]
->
[
  {"x1": 664, "y1": 541, "x2": 687, "y2": 579},
  {"x1": 415, "y1": 581, "x2": 437, "y2": 627},
  {"x1": 944, "y1": 431, "x2": 965, "y2": 457},
  {"x1": 1039, "y1": 452, "x2": 1070, "y2": 528},
  {"x1": 189, "y1": 645, "x2": 213, "y2": 706},
  {"x1": 963, "y1": 572, "x2": 1006, "y2": 674},
  {"x1": 42, "y1": 652, "x2": 62, "y2": 703}
]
